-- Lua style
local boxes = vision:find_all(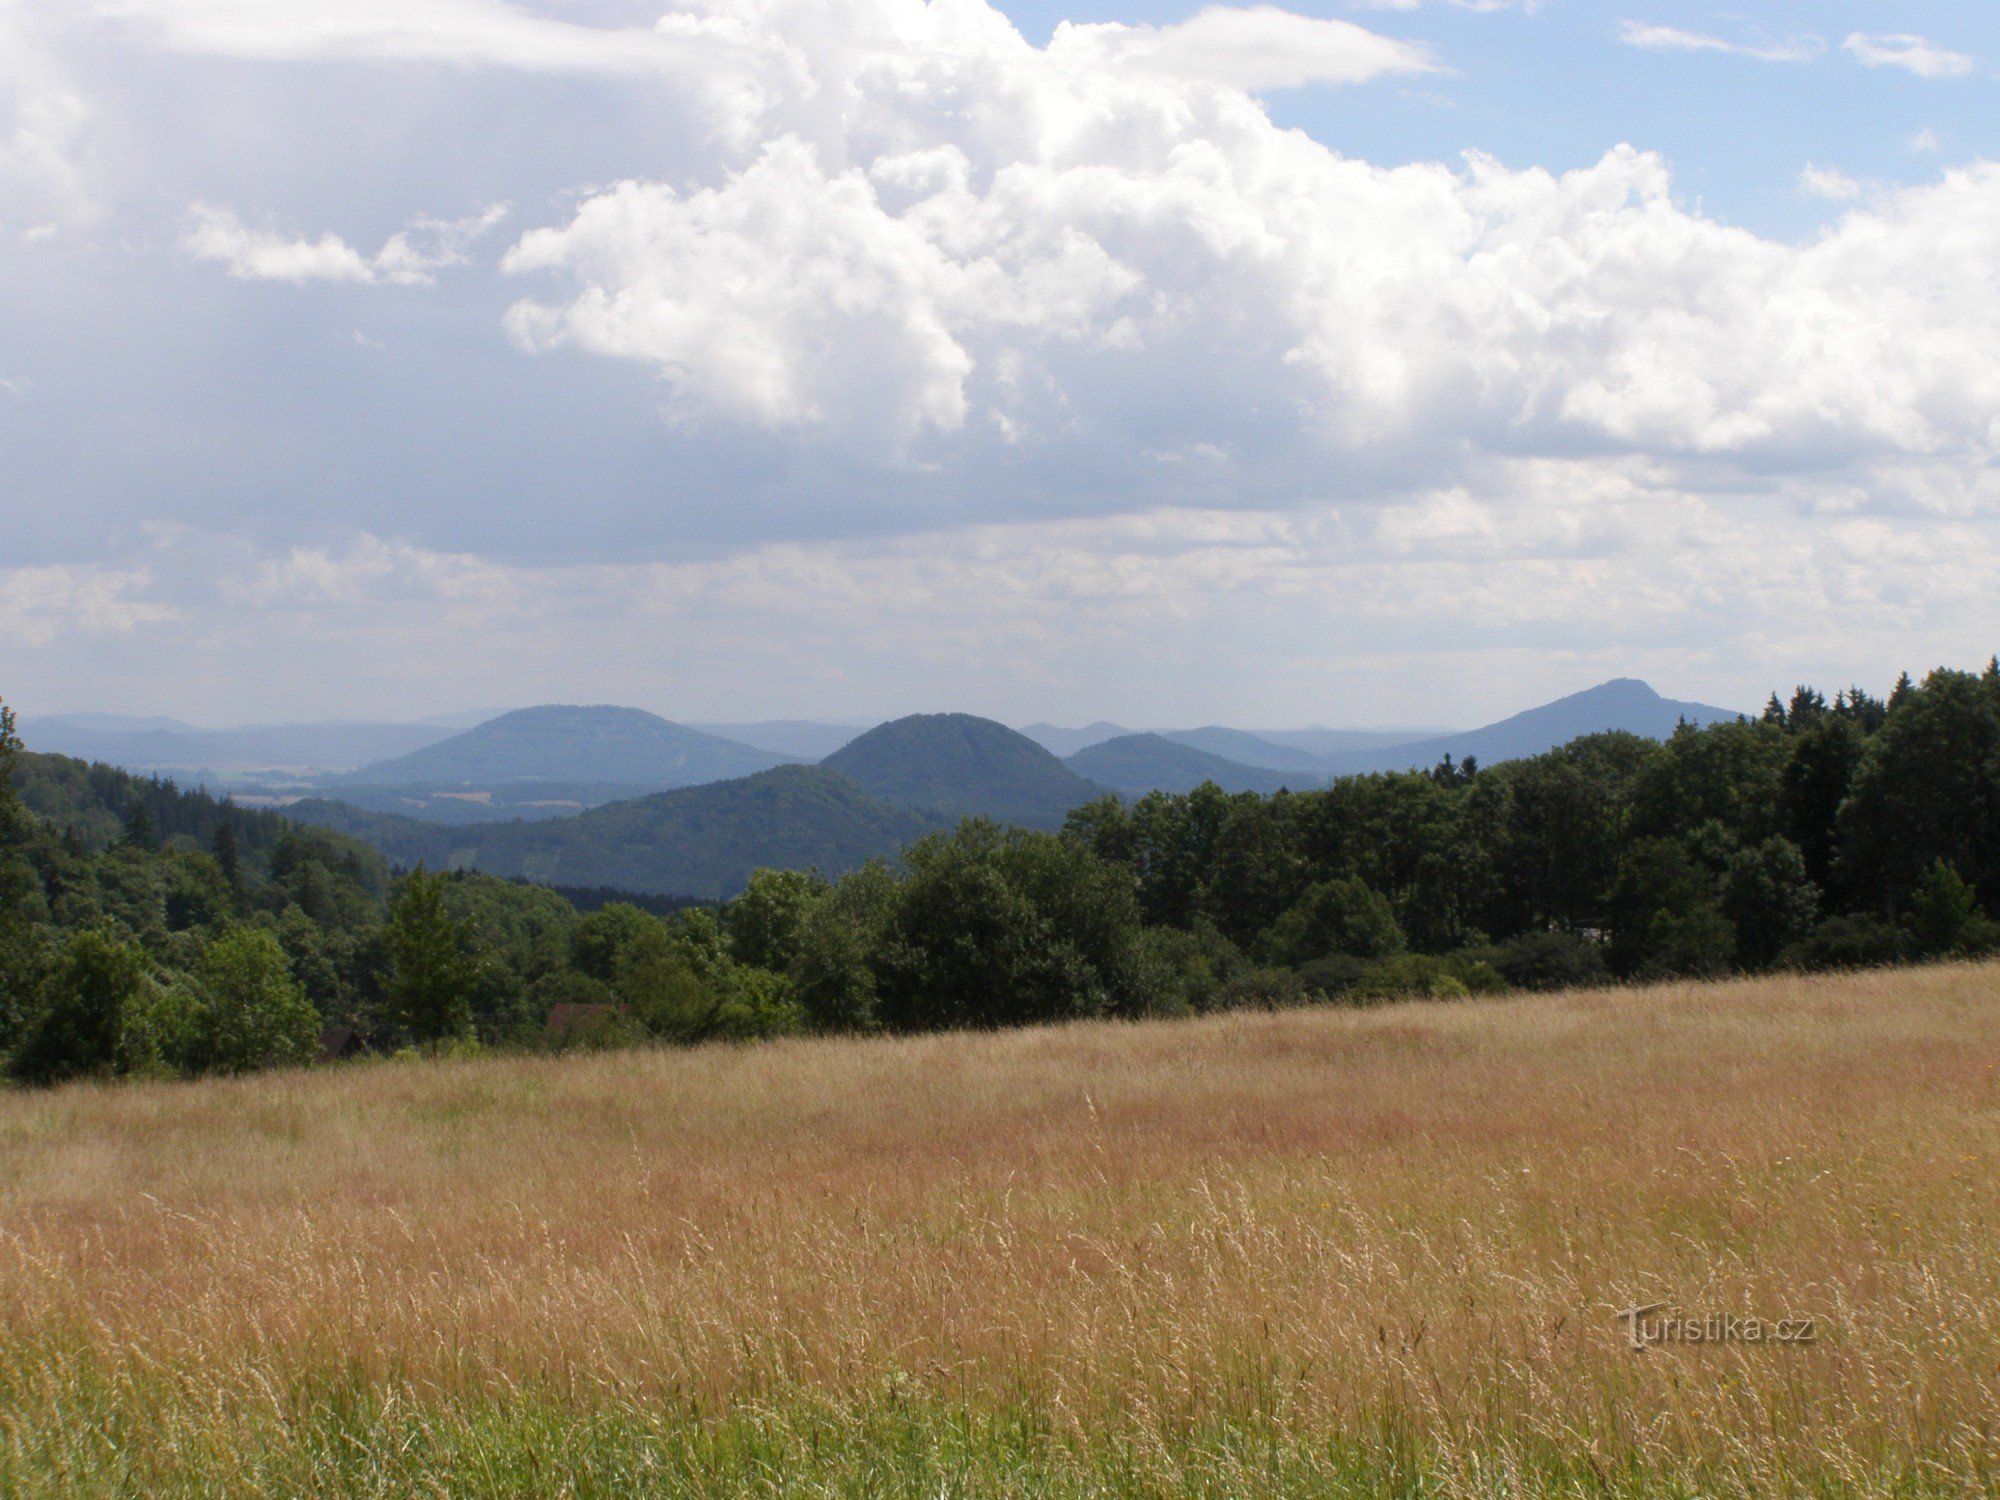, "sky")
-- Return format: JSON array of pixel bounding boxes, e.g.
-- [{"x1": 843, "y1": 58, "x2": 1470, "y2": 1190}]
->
[{"x1": 2, "y1": 0, "x2": 1997, "y2": 729}]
